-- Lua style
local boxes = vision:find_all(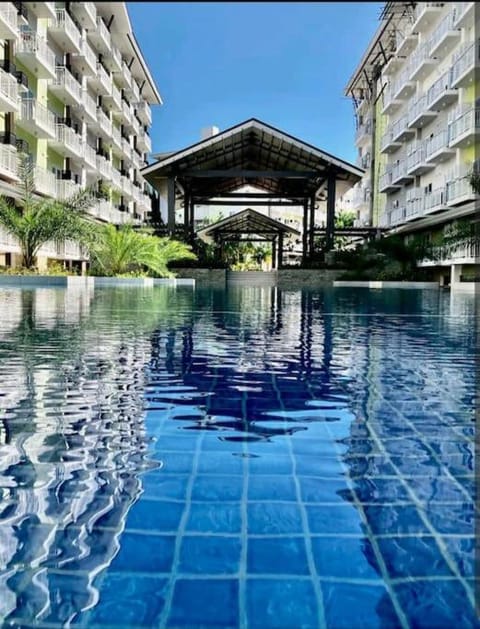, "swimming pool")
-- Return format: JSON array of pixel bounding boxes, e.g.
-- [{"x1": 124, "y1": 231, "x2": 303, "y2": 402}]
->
[{"x1": 0, "y1": 285, "x2": 477, "y2": 628}]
